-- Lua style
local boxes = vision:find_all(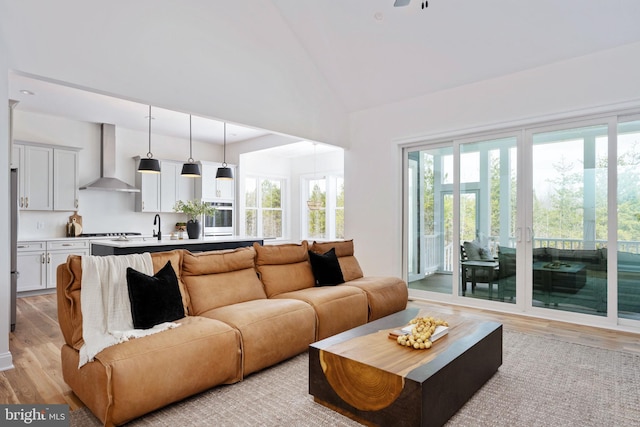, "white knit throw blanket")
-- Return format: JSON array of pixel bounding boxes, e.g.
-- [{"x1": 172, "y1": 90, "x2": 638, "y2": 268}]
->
[{"x1": 79, "y1": 253, "x2": 179, "y2": 367}]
